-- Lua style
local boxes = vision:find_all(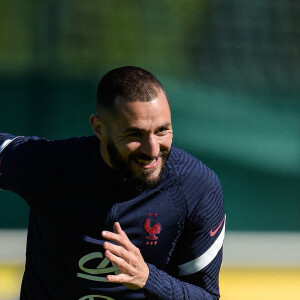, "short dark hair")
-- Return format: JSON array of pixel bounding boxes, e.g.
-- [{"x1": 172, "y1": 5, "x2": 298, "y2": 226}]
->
[{"x1": 96, "y1": 66, "x2": 168, "y2": 119}]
